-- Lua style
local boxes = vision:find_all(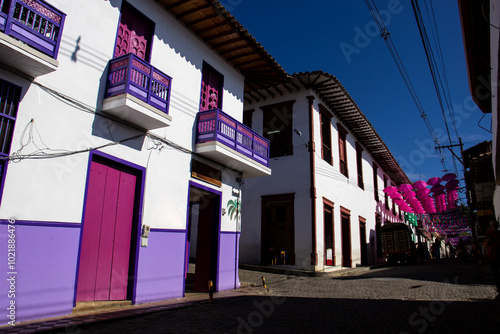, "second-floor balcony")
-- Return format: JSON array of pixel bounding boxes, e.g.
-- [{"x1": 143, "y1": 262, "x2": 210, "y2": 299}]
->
[
  {"x1": 195, "y1": 108, "x2": 271, "y2": 178},
  {"x1": 102, "y1": 53, "x2": 173, "y2": 130},
  {"x1": 0, "y1": 0, "x2": 65, "y2": 77}
]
